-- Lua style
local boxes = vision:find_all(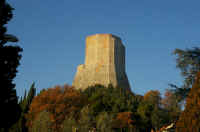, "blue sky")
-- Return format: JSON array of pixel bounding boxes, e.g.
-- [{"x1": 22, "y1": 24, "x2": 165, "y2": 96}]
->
[{"x1": 8, "y1": 0, "x2": 200, "y2": 97}]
